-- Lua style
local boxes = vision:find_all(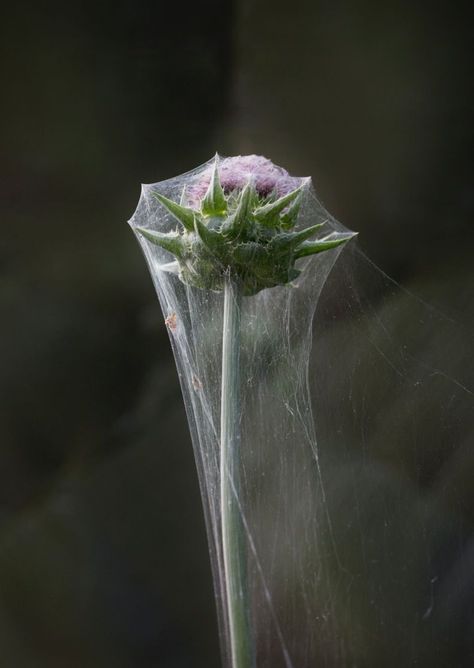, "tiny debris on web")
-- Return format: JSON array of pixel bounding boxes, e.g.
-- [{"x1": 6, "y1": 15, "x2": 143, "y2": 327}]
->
[
  {"x1": 192, "y1": 375, "x2": 203, "y2": 391},
  {"x1": 165, "y1": 312, "x2": 177, "y2": 331}
]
